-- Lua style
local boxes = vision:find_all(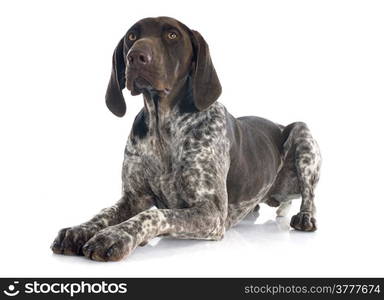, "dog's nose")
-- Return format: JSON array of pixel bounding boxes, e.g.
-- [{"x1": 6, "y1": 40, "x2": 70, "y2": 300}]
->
[{"x1": 127, "y1": 50, "x2": 152, "y2": 66}]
